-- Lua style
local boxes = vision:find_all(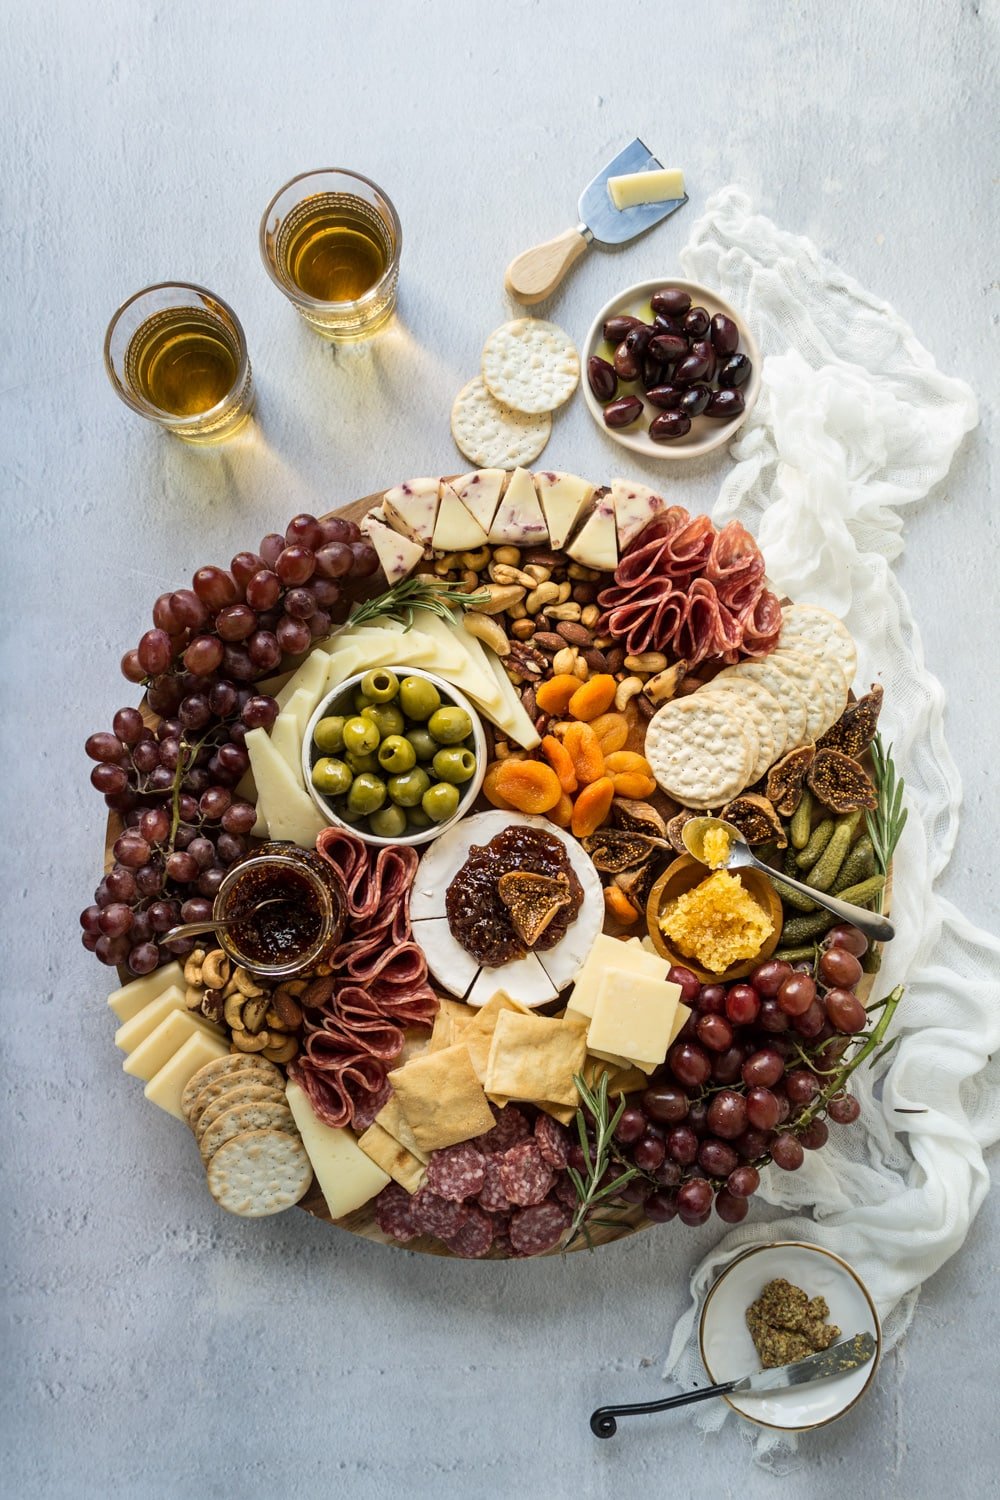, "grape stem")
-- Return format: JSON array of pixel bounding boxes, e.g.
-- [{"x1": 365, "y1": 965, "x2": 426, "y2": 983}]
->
[
  {"x1": 794, "y1": 984, "x2": 905, "y2": 1131},
  {"x1": 565, "y1": 1073, "x2": 640, "y2": 1252}
]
